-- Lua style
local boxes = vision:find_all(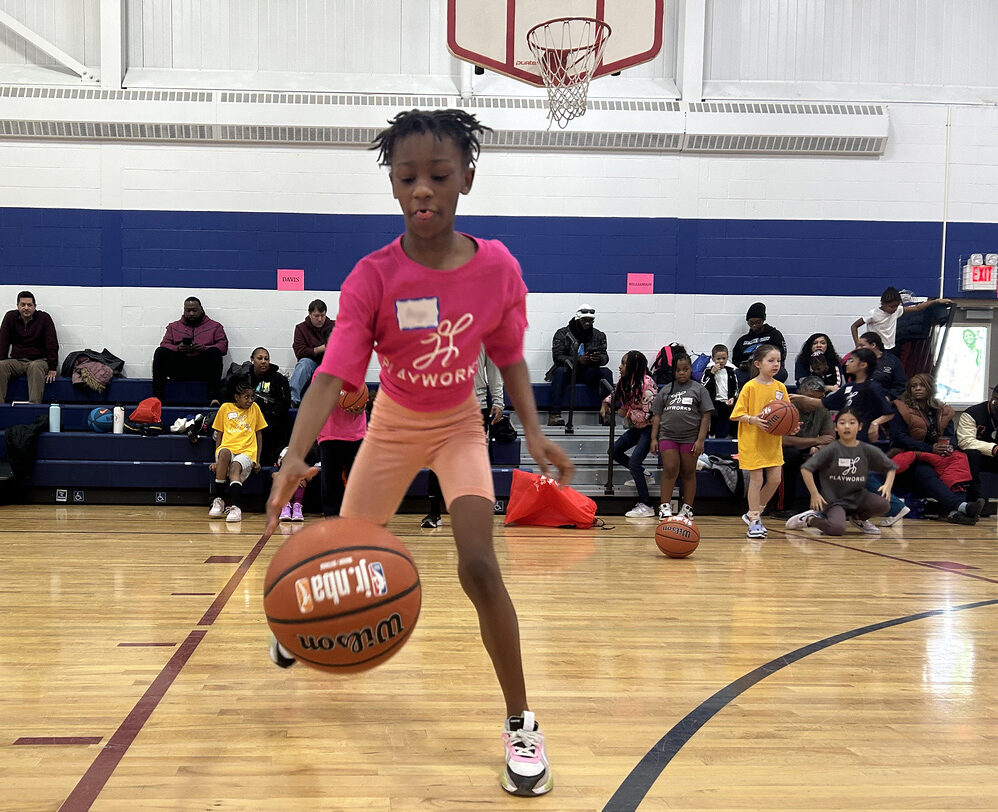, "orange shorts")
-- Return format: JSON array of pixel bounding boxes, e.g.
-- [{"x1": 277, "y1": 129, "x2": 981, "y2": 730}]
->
[{"x1": 340, "y1": 391, "x2": 494, "y2": 526}]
